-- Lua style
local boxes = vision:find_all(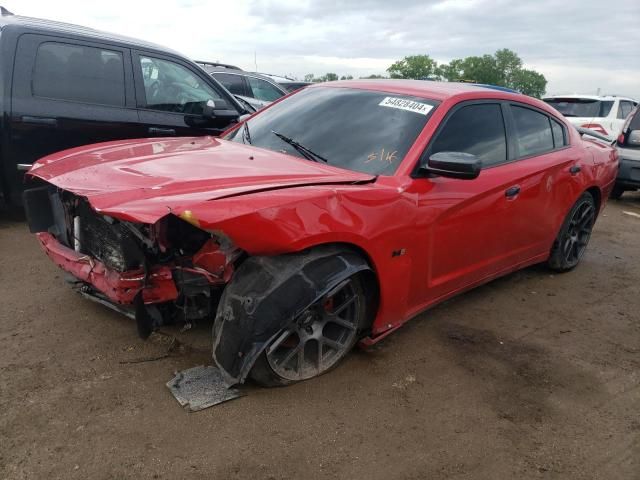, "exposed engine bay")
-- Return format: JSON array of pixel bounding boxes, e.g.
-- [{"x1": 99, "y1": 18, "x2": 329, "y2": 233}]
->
[{"x1": 24, "y1": 184, "x2": 240, "y2": 338}]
